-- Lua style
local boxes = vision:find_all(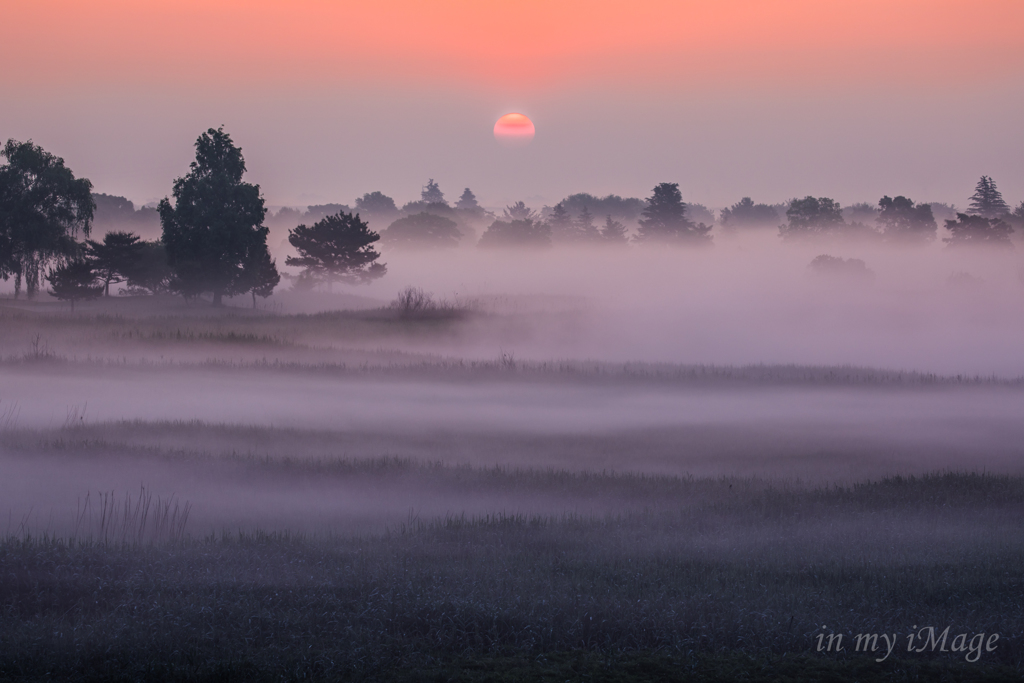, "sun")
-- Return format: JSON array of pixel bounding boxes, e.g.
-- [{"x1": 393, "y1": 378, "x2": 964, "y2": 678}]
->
[{"x1": 493, "y1": 113, "x2": 535, "y2": 147}]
